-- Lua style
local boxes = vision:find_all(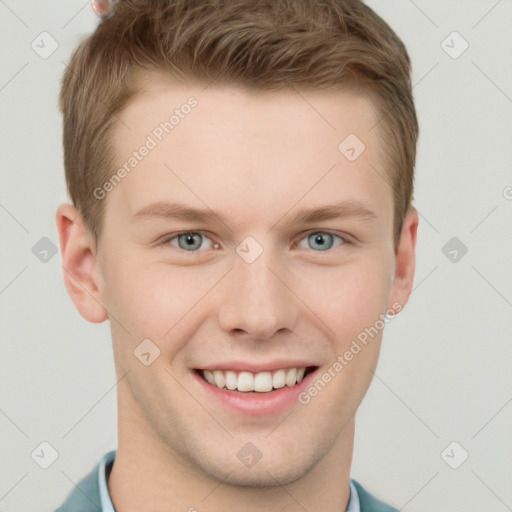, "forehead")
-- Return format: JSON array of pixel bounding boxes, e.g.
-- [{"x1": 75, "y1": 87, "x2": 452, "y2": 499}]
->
[
  {"x1": 107, "y1": 71, "x2": 391, "y2": 230},
  {"x1": 123, "y1": 71, "x2": 378, "y2": 137}
]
